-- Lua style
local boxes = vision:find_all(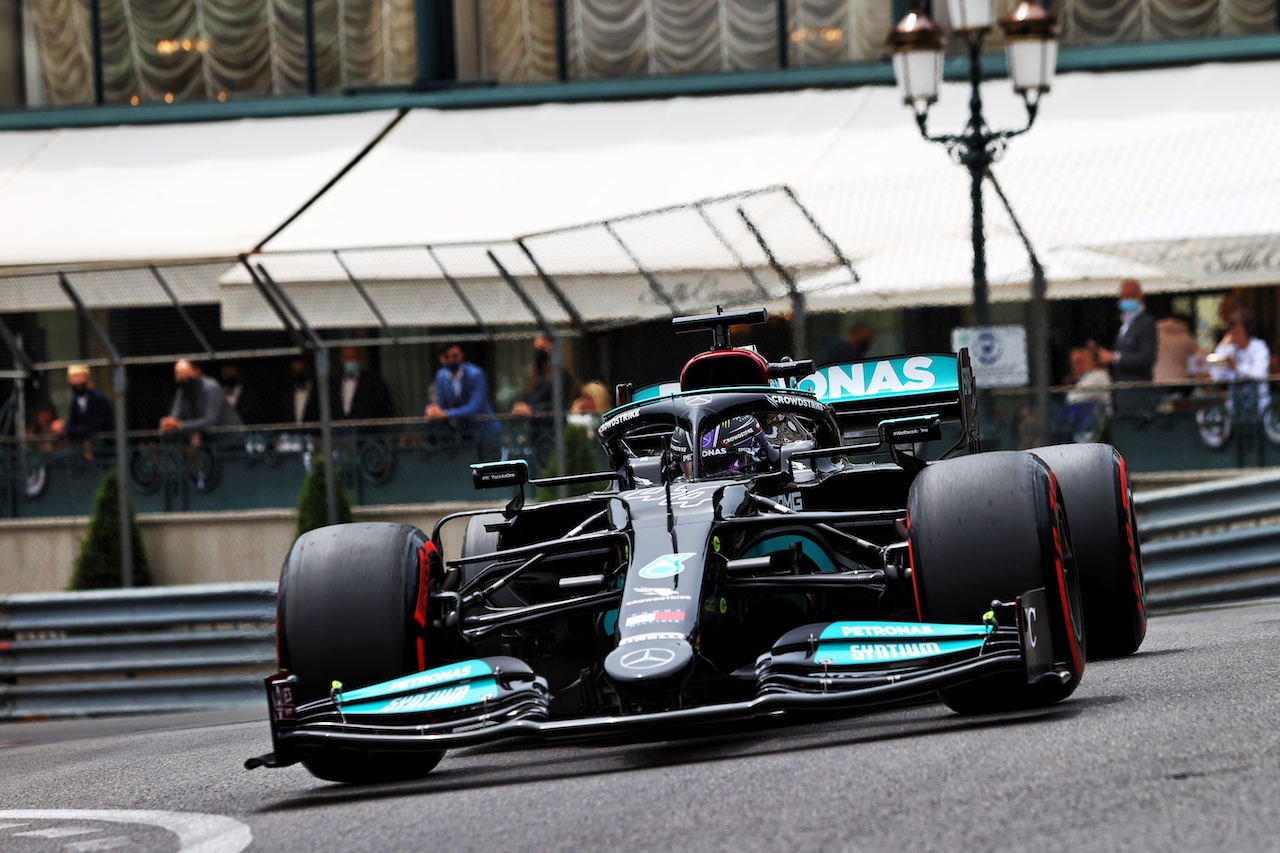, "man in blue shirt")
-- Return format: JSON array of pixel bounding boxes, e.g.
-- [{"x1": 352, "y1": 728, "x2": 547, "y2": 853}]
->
[{"x1": 424, "y1": 344, "x2": 505, "y2": 461}]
